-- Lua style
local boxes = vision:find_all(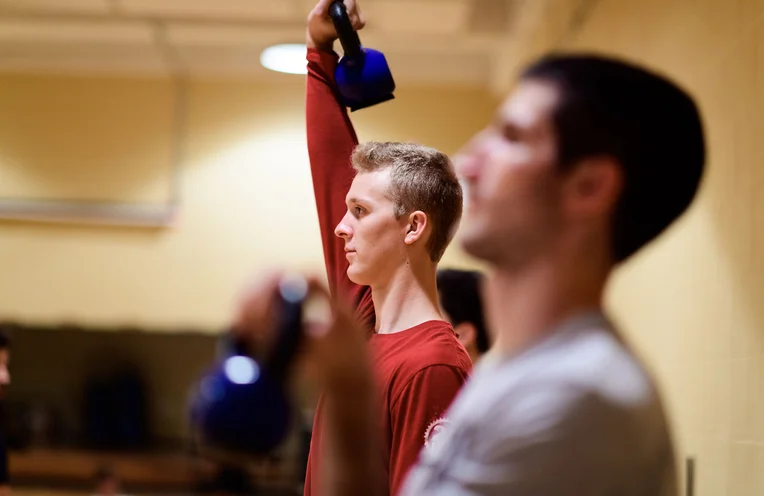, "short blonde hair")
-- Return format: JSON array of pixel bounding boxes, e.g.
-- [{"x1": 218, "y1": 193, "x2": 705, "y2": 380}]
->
[{"x1": 351, "y1": 141, "x2": 463, "y2": 262}]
